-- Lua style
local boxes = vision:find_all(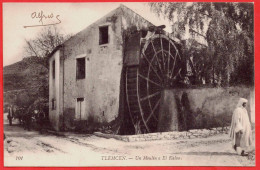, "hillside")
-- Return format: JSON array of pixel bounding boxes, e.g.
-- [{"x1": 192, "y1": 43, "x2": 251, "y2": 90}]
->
[{"x1": 3, "y1": 57, "x2": 49, "y2": 107}]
